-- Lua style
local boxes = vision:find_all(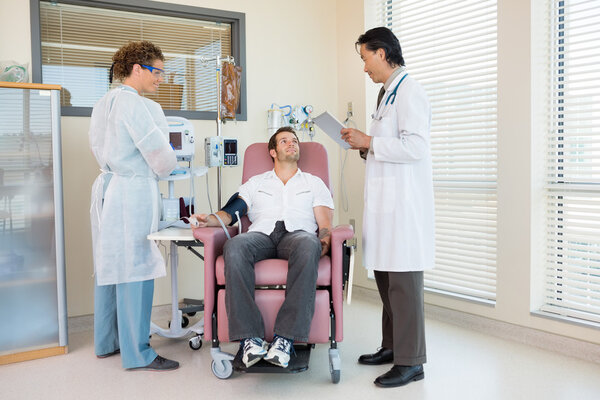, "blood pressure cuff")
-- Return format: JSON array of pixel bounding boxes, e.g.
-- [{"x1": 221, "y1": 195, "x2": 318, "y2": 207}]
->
[{"x1": 221, "y1": 192, "x2": 248, "y2": 226}]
